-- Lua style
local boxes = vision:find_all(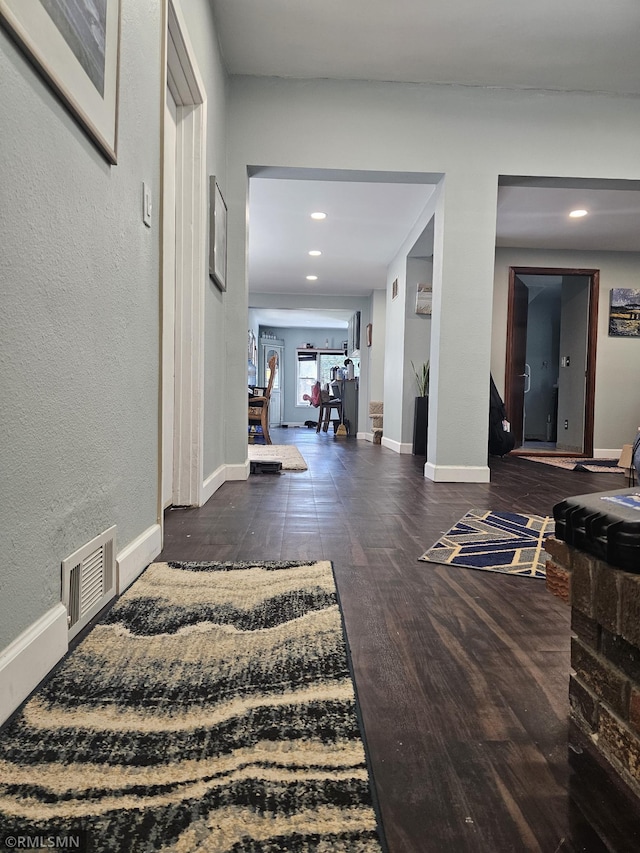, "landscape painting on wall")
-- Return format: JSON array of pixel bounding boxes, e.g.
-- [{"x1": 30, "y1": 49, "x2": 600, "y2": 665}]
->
[
  {"x1": 609, "y1": 288, "x2": 640, "y2": 337},
  {"x1": 39, "y1": 0, "x2": 107, "y2": 95},
  {"x1": 0, "y1": 0, "x2": 121, "y2": 163}
]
